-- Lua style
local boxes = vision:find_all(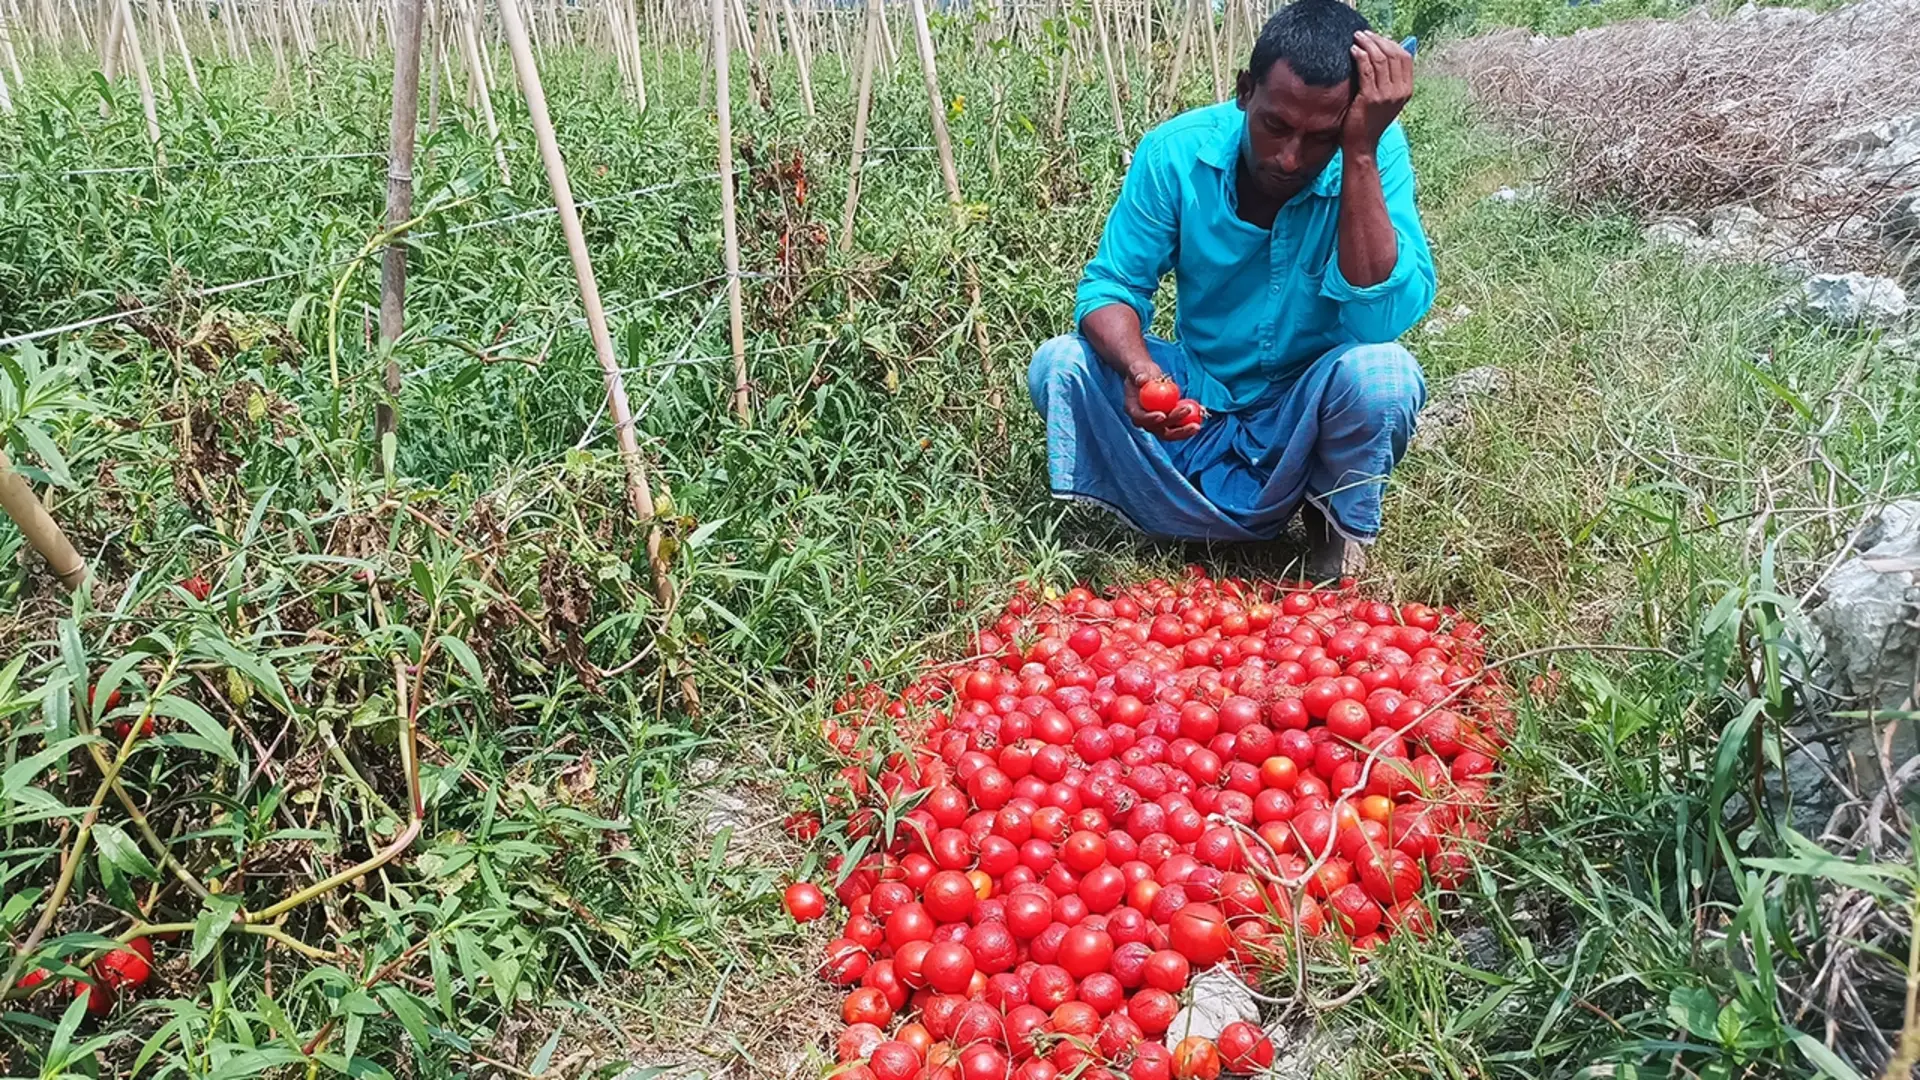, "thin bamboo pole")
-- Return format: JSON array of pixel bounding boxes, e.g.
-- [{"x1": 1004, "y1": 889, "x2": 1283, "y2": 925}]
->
[
  {"x1": 147, "y1": 0, "x2": 164, "y2": 82},
  {"x1": 458, "y1": 0, "x2": 510, "y2": 184},
  {"x1": 712, "y1": 0, "x2": 748, "y2": 422},
  {"x1": 116, "y1": 0, "x2": 163, "y2": 160},
  {"x1": 0, "y1": 7, "x2": 22, "y2": 100},
  {"x1": 1164, "y1": 0, "x2": 1193, "y2": 115},
  {"x1": 161, "y1": 0, "x2": 197, "y2": 91},
  {"x1": 0, "y1": 450, "x2": 87, "y2": 590},
  {"x1": 836, "y1": 0, "x2": 877, "y2": 252},
  {"x1": 375, "y1": 0, "x2": 424, "y2": 443},
  {"x1": 780, "y1": 0, "x2": 811, "y2": 117},
  {"x1": 493, "y1": 0, "x2": 695, "y2": 712},
  {"x1": 624, "y1": 0, "x2": 646, "y2": 108},
  {"x1": 0, "y1": 61, "x2": 13, "y2": 114},
  {"x1": 904, "y1": 0, "x2": 958, "y2": 207},
  {"x1": 1090, "y1": 0, "x2": 1126, "y2": 156},
  {"x1": 1200, "y1": 0, "x2": 1222, "y2": 101}
]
